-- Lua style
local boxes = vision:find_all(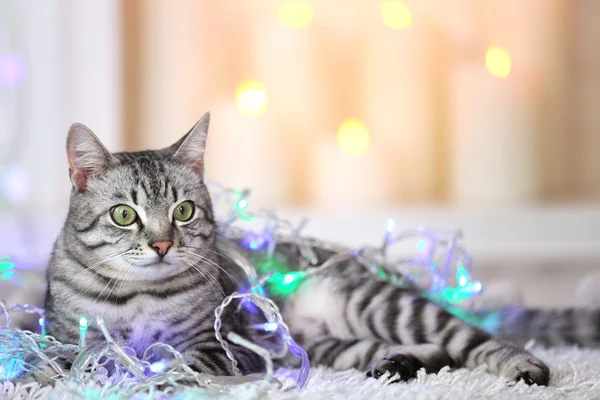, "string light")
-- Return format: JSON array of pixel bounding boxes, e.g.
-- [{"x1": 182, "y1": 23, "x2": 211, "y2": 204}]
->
[
  {"x1": 381, "y1": 1, "x2": 412, "y2": 30},
  {"x1": 213, "y1": 291, "x2": 310, "y2": 386},
  {"x1": 236, "y1": 81, "x2": 268, "y2": 117},
  {"x1": 78, "y1": 316, "x2": 88, "y2": 351},
  {"x1": 209, "y1": 181, "x2": 480, "y2": 305},
  {"x1": 337, "y1": 119, "x2": 370, "y2": 156},
  {"x1": 486, "y1": 46, "x2": 511, "y2": 78},
  {"x1": 0, "y1": 181, "x2": 483, "y2": 397},
  {"x1": 278, "y1": 1, "x2": 313, "y2": 28}
]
